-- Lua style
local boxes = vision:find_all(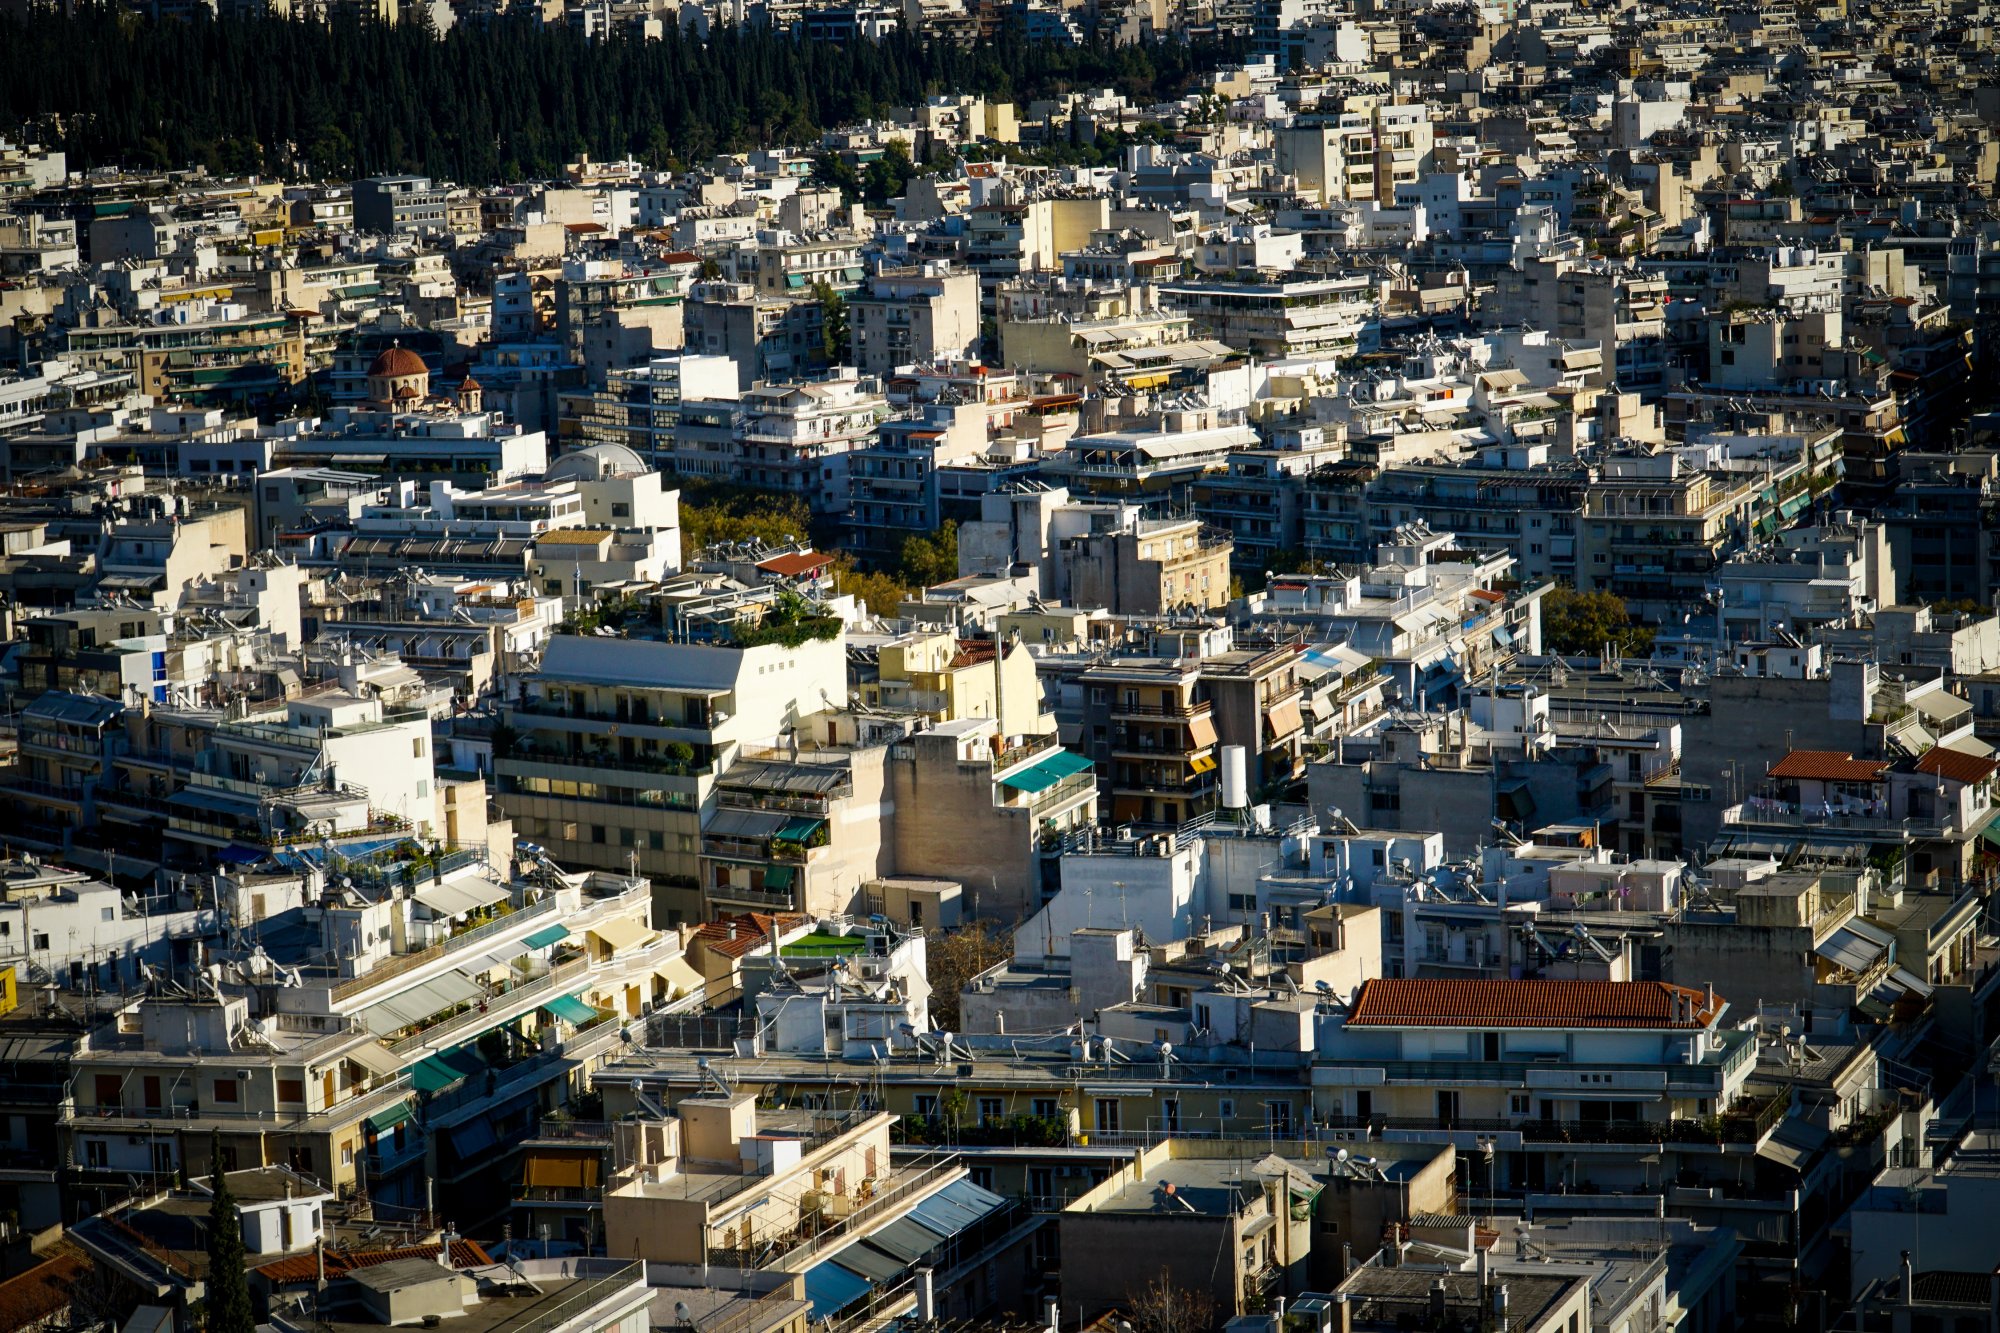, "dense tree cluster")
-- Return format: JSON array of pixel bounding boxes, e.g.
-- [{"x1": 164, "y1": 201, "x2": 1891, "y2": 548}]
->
[{"x1": 0, "y1": 5, "x2": 1242, "y2": 183}]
